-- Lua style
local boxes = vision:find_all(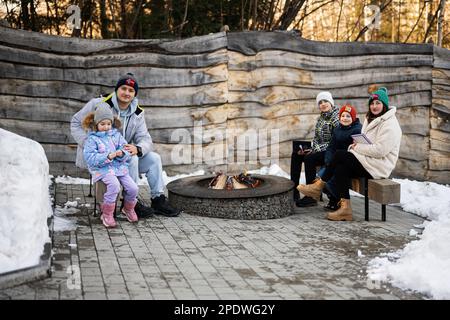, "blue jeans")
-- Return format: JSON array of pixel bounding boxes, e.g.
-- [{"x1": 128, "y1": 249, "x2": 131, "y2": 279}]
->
[
  {"x1": 129, "y1": 152, "x2": 165, "y2": 199},
  {"x1": 317, "y1": 167, "x2": 338, "y2": 200}
]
